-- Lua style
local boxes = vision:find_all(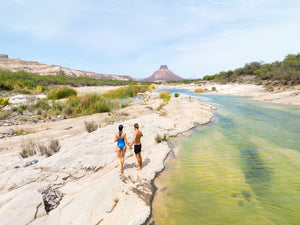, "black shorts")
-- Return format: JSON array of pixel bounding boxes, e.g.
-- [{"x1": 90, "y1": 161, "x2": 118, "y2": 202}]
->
[{"x1": 134, "y1": 144, "x2": 142, "y2": 154}]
